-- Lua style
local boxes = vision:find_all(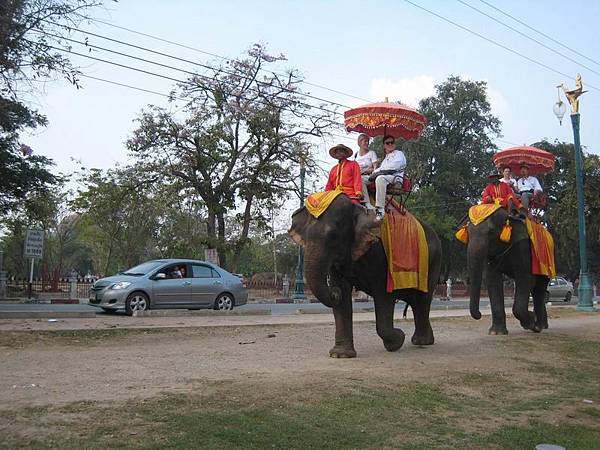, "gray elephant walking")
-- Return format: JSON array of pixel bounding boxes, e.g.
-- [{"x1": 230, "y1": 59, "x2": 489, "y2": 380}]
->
[
  {"x1": 289, "y1": 194, "x2": 442, "y2": 358},
  {"x1": 466, "y1": 207, "x2": 551, "y2": 334}
]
